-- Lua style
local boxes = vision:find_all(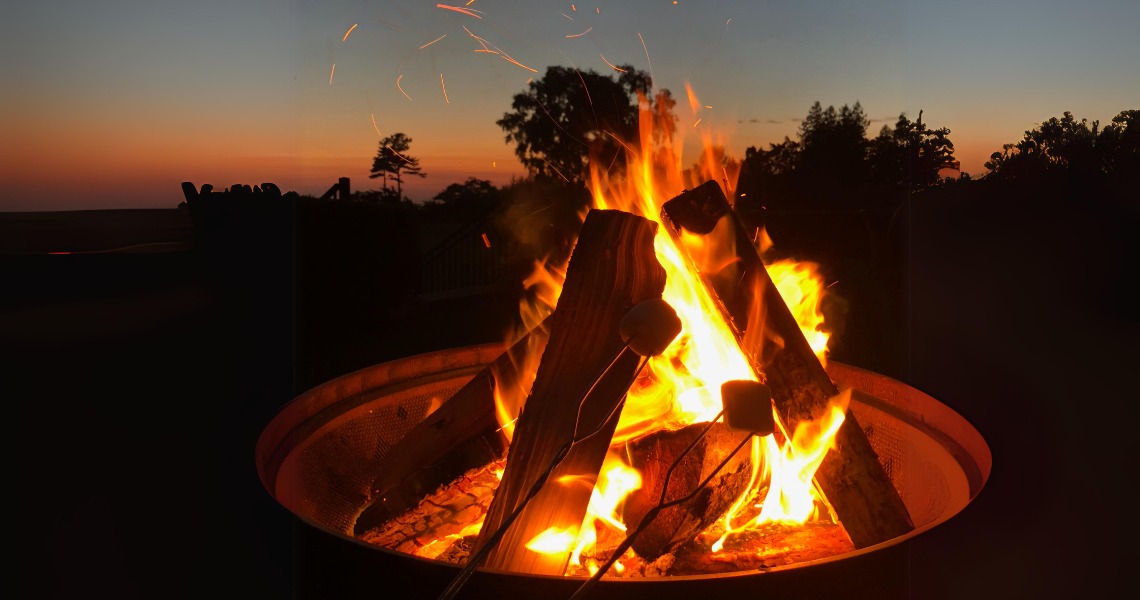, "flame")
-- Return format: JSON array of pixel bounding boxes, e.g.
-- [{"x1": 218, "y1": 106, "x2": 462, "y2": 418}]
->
[
  {"x1": 768, "y1": 258, "x2": 830, "y2": 366},
  {"x1": 505, "y1": 84, "x2": 841, "y2": 567}
]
